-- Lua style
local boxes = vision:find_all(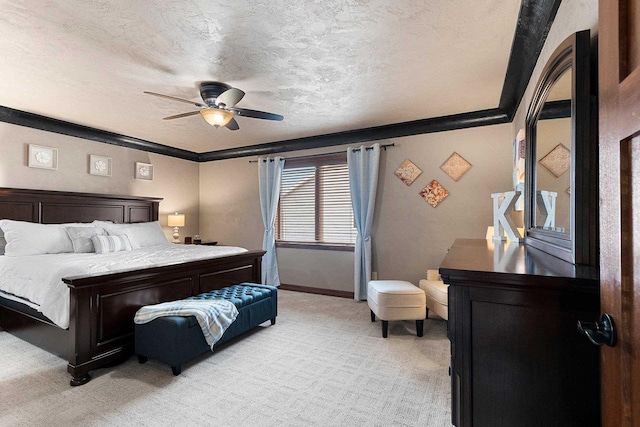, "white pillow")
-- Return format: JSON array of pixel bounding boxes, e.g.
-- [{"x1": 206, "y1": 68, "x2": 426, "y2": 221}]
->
[
  {"x1": 56, "y1": 222, "x2": 95, "y2": 228},
  {"x1": 1, "y1": 220, "x2": 73, "y2": 256},
  {"x1": 66, "y1": 227, "x2": 106, "y2": 253},
  {"x1": 91, "y1": 234, "x2": 133, "y2": 254},
  {"x1": 92, "y1": 220, "x2": 113, "y2": 226},
  {"x1": 100, "y1": 221, "x2": 169, "y2": 248},
  {"x1": 92, "y1": 221, "x2": 126, "y2": 233},
  {"x1": 0, "y1": 220, "x2": 95, "y2": 257}
]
